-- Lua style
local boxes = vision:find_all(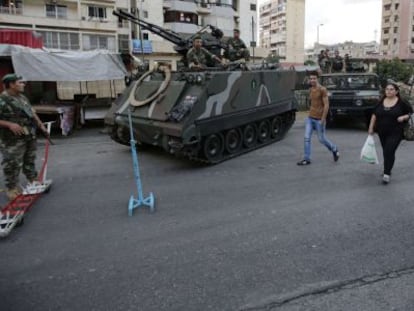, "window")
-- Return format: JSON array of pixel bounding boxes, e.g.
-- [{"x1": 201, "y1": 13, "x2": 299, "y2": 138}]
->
[
  {"x1": 383, "y1": 39, "x2": 388, "y2": 45},
  {"x1": 143, "y1": 33, "x2": 149, "y2": 40},
  {"x1": 384, "y1": 29, "x2": 389, "y2": 34},
  {"x1": 83, "y1": 34, "x2": 116, "y2": 51},
  {"x1": 143, "y1": 10, "x2": 148, "y2": 18},
  {"x1": 118, "y1": 34, "x2": 129, "y2": 52},
  {"x1": 45, "y1": 4, "x2": 67, "y2": 18},
  {"x1": 164, "y1": 11, "x2": 198, "y2": 25},
  {"x1": 394, "y1": 27, "x2": 398, "y2": 33},
  {"x1": 88, "y1": 6, "x2": 107, "y2": 19},
  {"x1": 40, "y1": 31, "x2": 79, "y2": 50},
  {"x1": 250, "y1": 4, "x2": 256, "y2": 11}
]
